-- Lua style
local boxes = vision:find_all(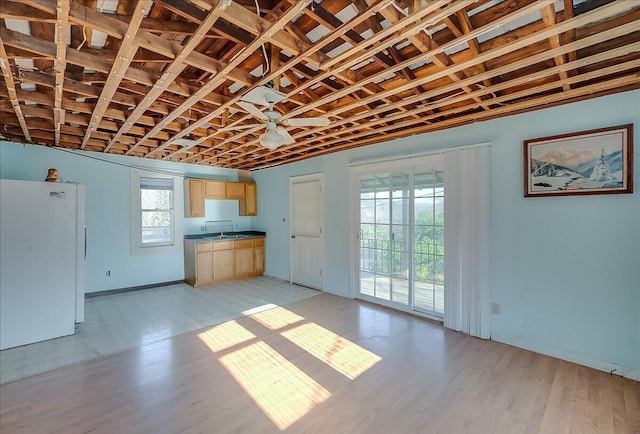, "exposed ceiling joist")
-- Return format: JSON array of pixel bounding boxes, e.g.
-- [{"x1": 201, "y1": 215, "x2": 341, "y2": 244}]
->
[{"x1": 0, "y1": 0, "x2": 637, "y2": 169}]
